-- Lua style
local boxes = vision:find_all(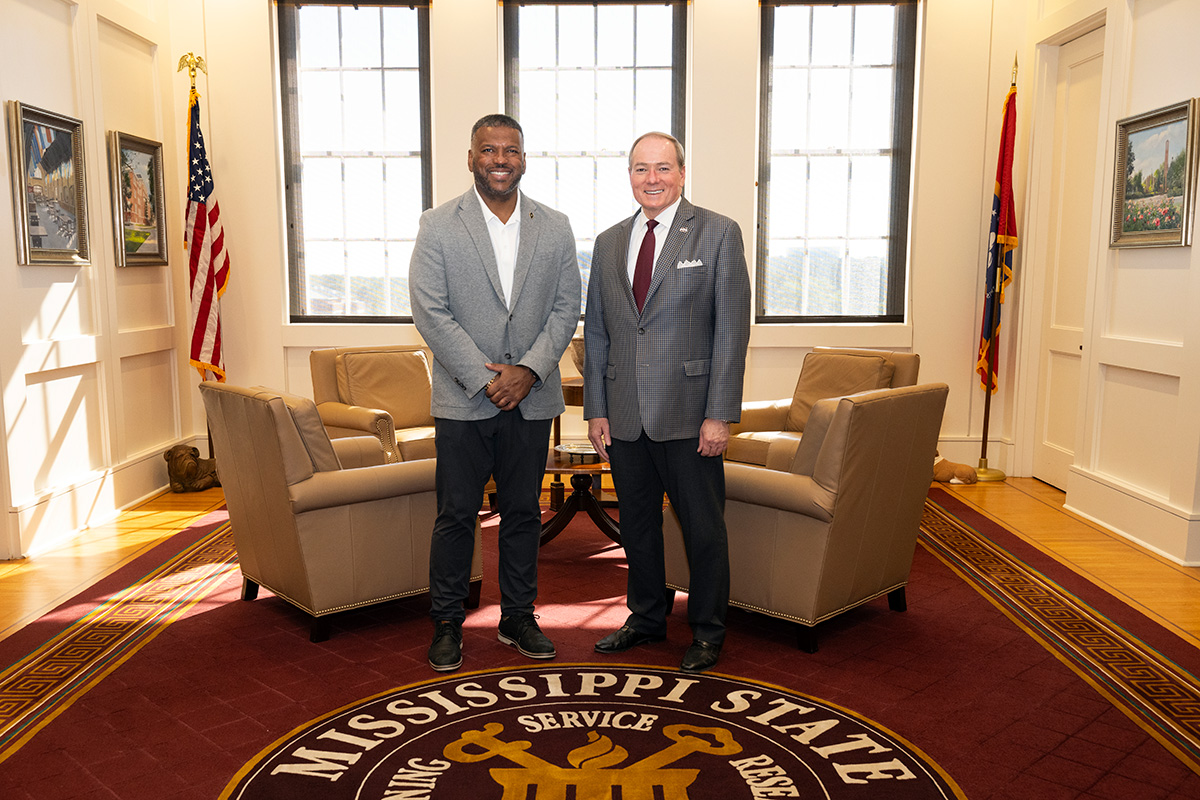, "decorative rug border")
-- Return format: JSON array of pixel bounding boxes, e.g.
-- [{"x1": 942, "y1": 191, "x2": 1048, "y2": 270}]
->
[
  {"x1": 920, "y1": 493, "x2": 1200, "y2": 774},
  {"x1": 0, "y1": 522, "x2": 239, "y2": 763}
]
